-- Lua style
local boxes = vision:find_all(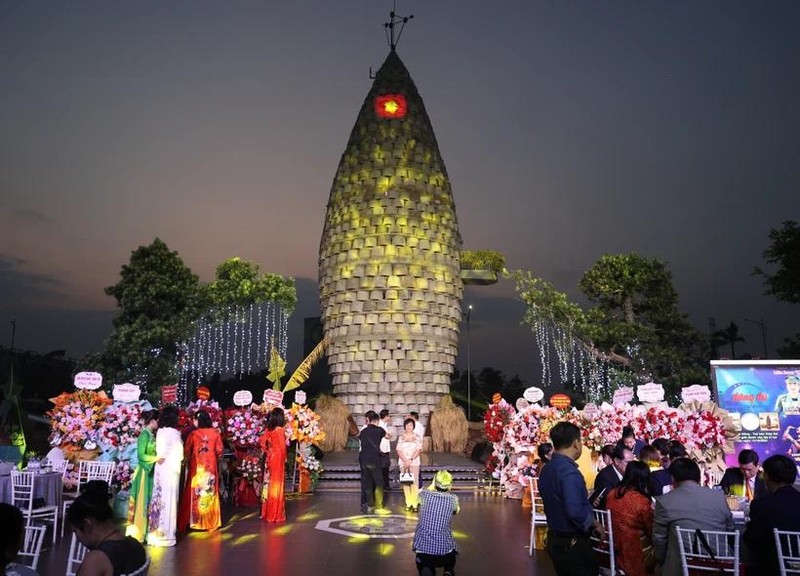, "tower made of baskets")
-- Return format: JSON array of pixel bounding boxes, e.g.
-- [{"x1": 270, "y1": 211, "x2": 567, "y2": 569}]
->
[{"x1": 319, "y1": 49, "x2": 463, "y2": 425}]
